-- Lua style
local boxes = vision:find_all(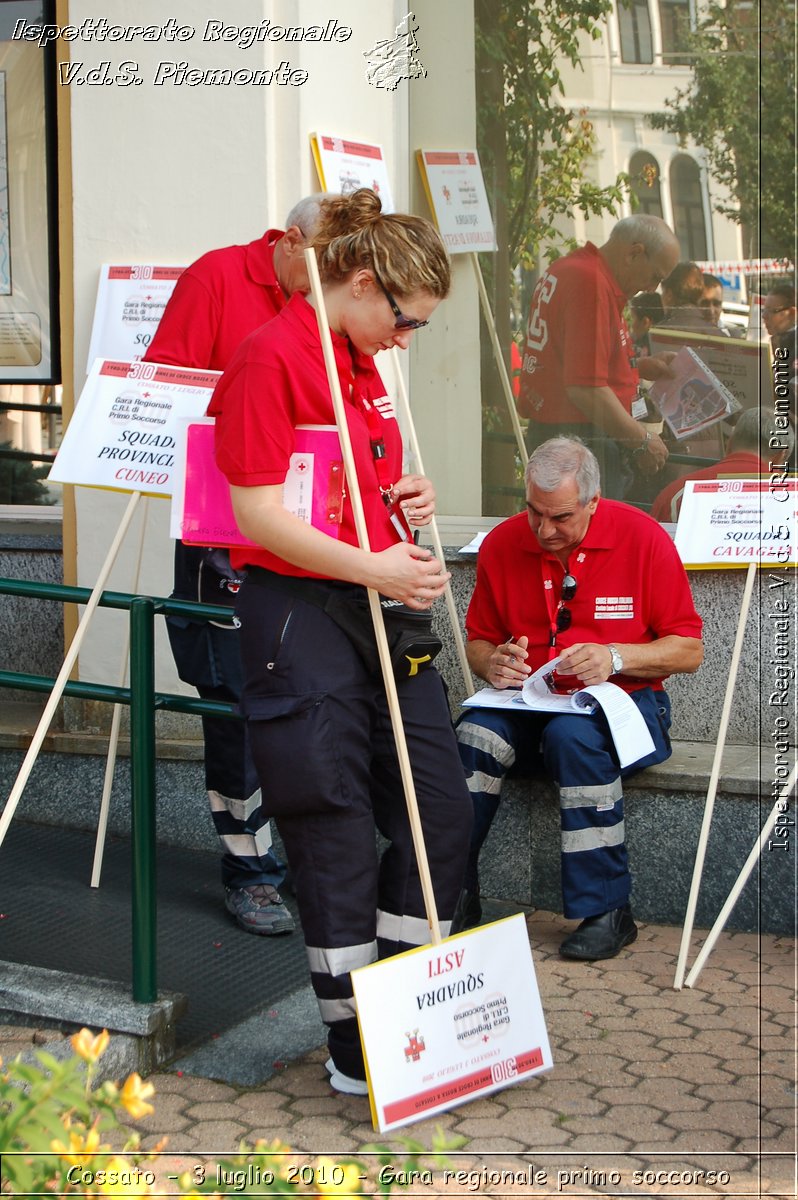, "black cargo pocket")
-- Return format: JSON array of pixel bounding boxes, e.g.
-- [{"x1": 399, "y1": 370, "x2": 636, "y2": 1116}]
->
[
  {"x1": 236, "y1": 582, "x2": 298, "y2": 683},
  {"x1": 247, "y1": 693, "x2": 350, "y2": 818},
  {"x1": 165, "y1": 616, "x2": 219, "y2": 689}
]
